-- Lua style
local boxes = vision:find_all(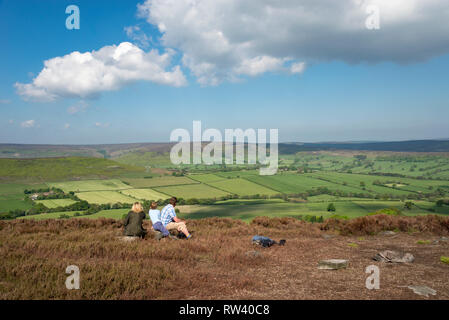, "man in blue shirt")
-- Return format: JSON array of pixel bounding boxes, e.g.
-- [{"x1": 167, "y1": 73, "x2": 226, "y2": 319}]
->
[{"x1": 160, "y1": 197, "x2": 192, "y2": 239}]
